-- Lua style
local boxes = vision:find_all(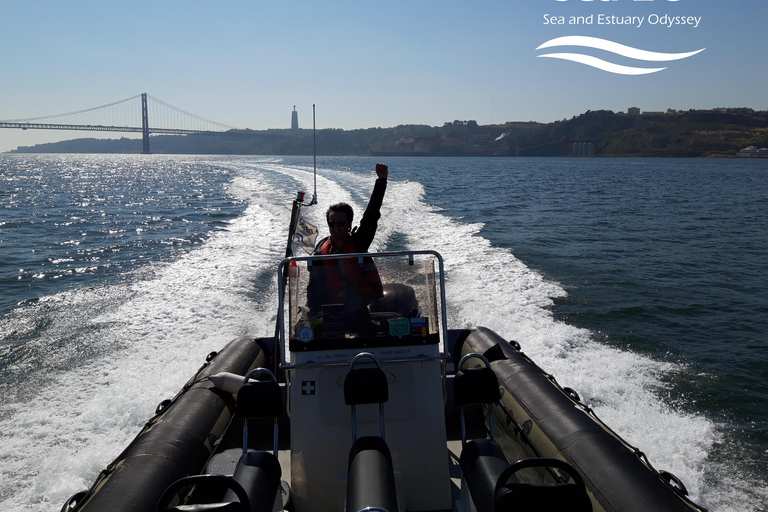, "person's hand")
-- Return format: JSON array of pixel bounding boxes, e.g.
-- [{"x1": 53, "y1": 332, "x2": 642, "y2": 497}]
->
[{"x1": 375, "y1": 163, "x2": 388, "y2": 180}]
